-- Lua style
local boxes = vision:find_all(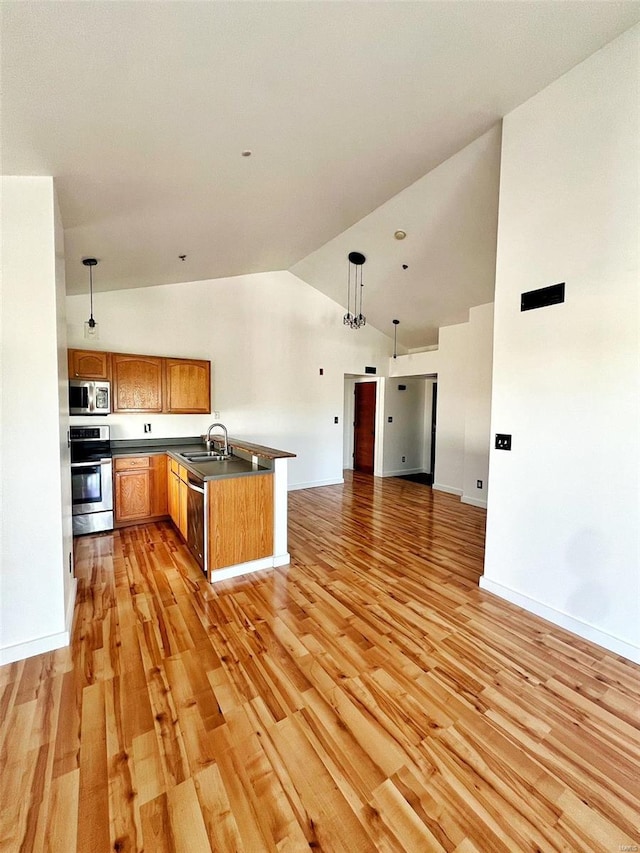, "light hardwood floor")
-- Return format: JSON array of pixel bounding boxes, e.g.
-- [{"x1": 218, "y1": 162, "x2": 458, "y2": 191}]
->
[{"x1": 1, "y1": 472, "x2": 638, "y2": 851}]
